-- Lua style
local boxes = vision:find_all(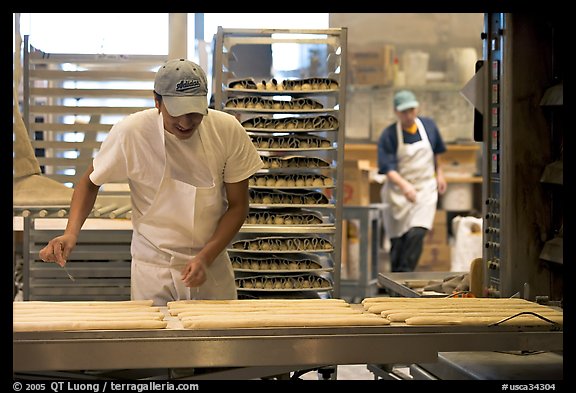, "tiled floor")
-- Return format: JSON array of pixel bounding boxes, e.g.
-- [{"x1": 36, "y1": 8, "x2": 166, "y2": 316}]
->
[
  {"x1": 297, "y1": 365, "x2": 411, "y2": 380},
  {"x1": 296, "y1": 365, "x2": 374, "y2": 380}
]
